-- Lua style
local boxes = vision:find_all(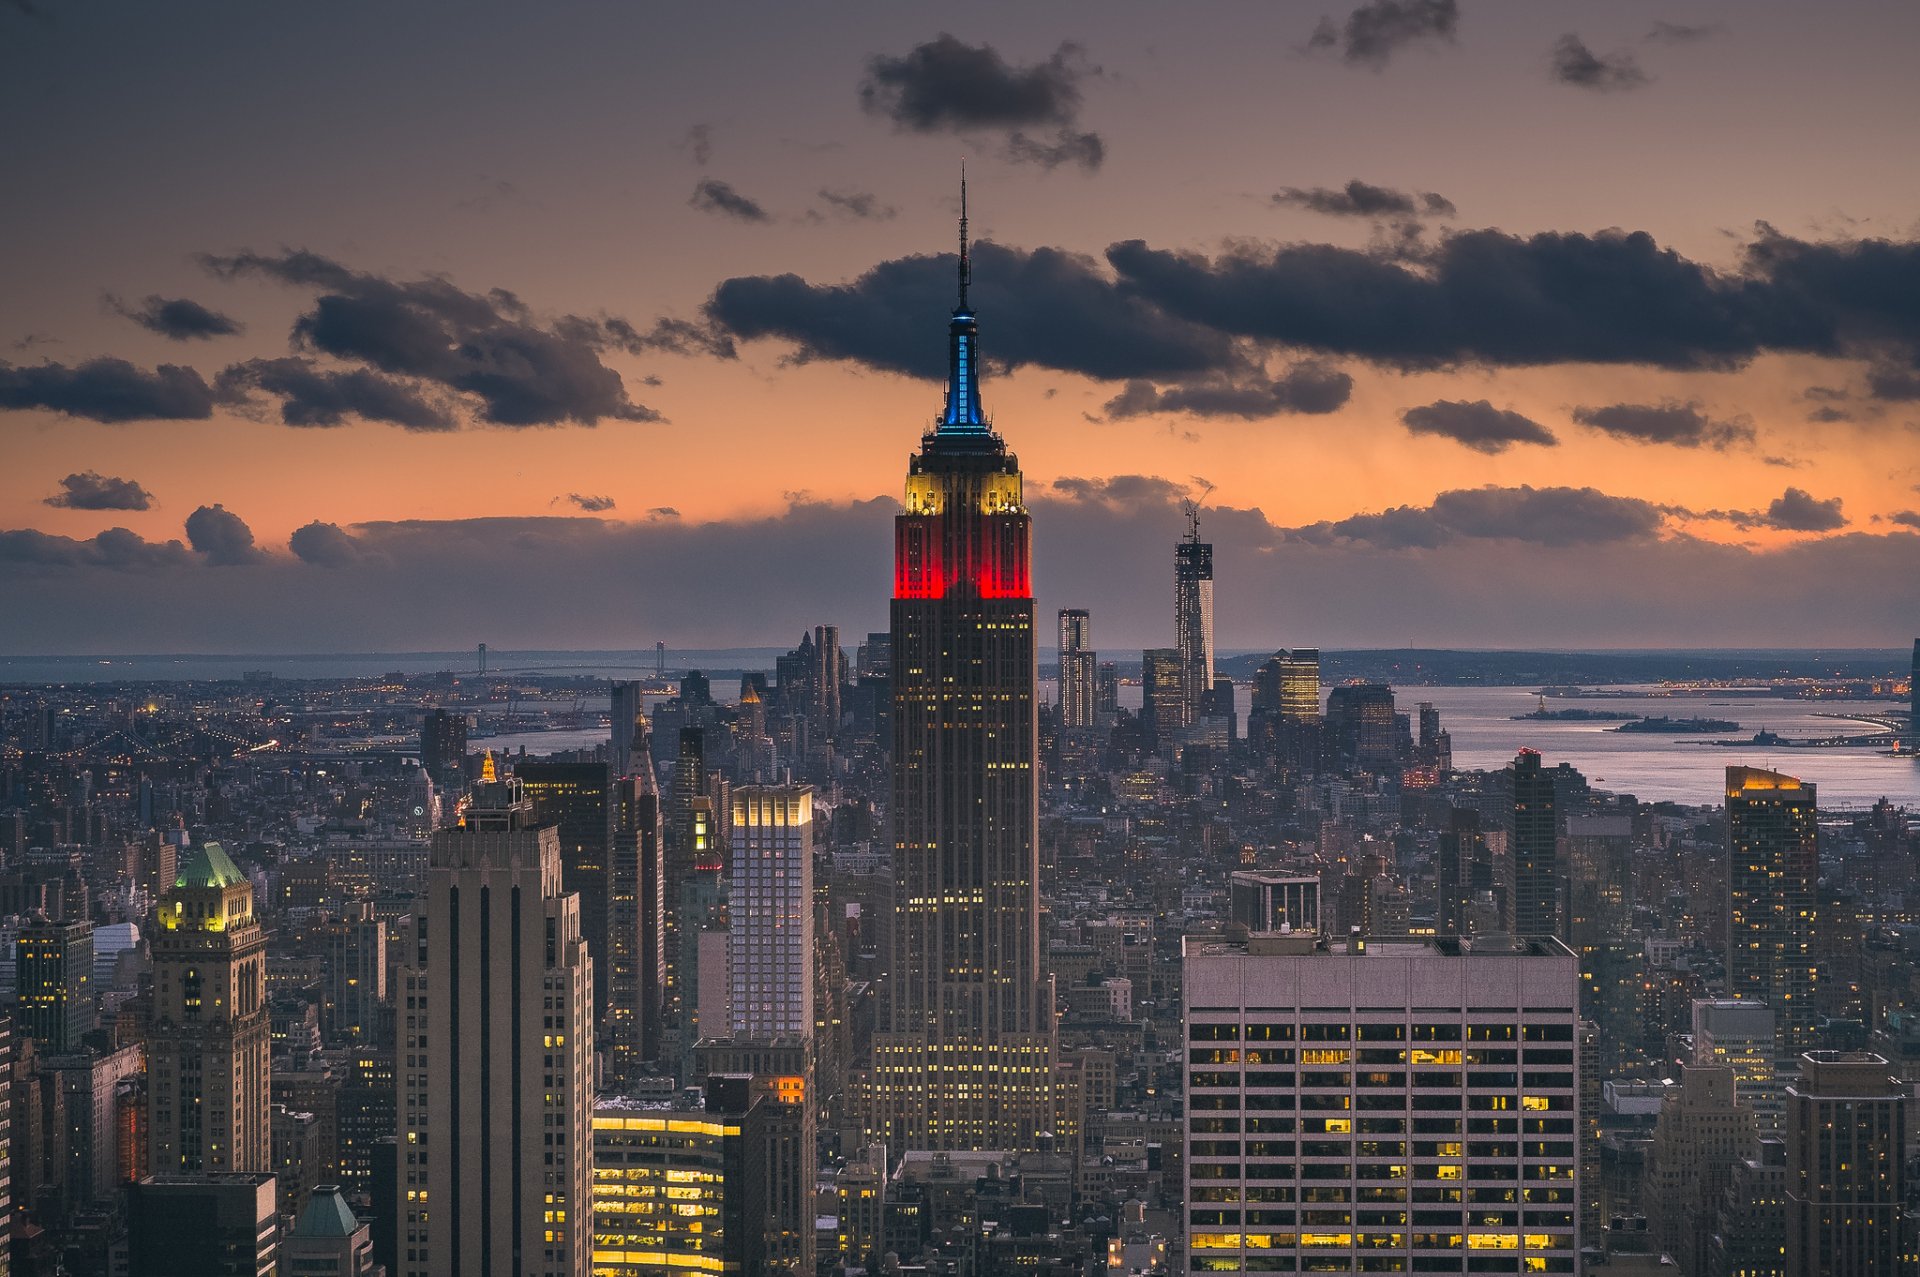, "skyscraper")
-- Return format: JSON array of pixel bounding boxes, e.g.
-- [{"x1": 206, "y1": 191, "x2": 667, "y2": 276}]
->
[
  {"x1": 1437, "y1": 807, "x2": 1486, "y2": 936},
  {"x1": 875, "y1": 187, "x2": 1054, "y2": 1152},
  {"x1": 1140, "y1": 647, "x2": 1187, "y2": 754},
  {"x1": 148, "y1": 842, "x2": 270, "y2": 1175},
  {"x1": 400, "y1": 758, "x2": 593, "y2": 1277},
  {"x1": 727, "y1": 785, "x2": 814, "y2": 1041},
  {"x1": 14, "y1": 916, "x2": 92, "y2": 1053},
  {"x1": 1057, "y1": 608, "x2": 1095, "y2": 729},
  {"x1": 610, "y1": 716, "x2": 665, "y2": 1078},
  {"x1": 1174, "y1": 503, "x2": 1215, "y2": 720},
  {"x1": 419, "y1": 708, "x2": 467, "y2": 783},
  {"x1": 1183, "y1": 930, "x2": 1580, "y2": 1274},
  {"x1": 517, "y1": 760, "x2": 617, "y2": 1017},
  {"x1": 1784, "y1": 1051, "x2": 1908, "y2": 1277},
  {"x1": 609, "y1": 679, "x2": 646, "y2": 782},
  {"x1": 1510, "y1": 748, "x2": 1562, "y2": 939},
  {"x1": 1726, "y1": 766, "x2": 1820, "y2": 1058}
]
